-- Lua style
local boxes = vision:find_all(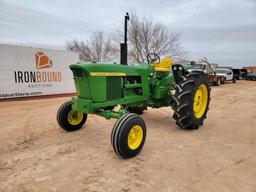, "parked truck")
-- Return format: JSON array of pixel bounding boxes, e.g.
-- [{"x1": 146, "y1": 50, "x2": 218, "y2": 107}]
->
[
  {"x1": 187, "y1": 59, "x2": 225, "y2": 86},
  {"x1": 216, "y1": 68, "x2": 236, "y2": 83},
  {"x1": 232, "y1": 68, "x2": 248, "y2": 80}
]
